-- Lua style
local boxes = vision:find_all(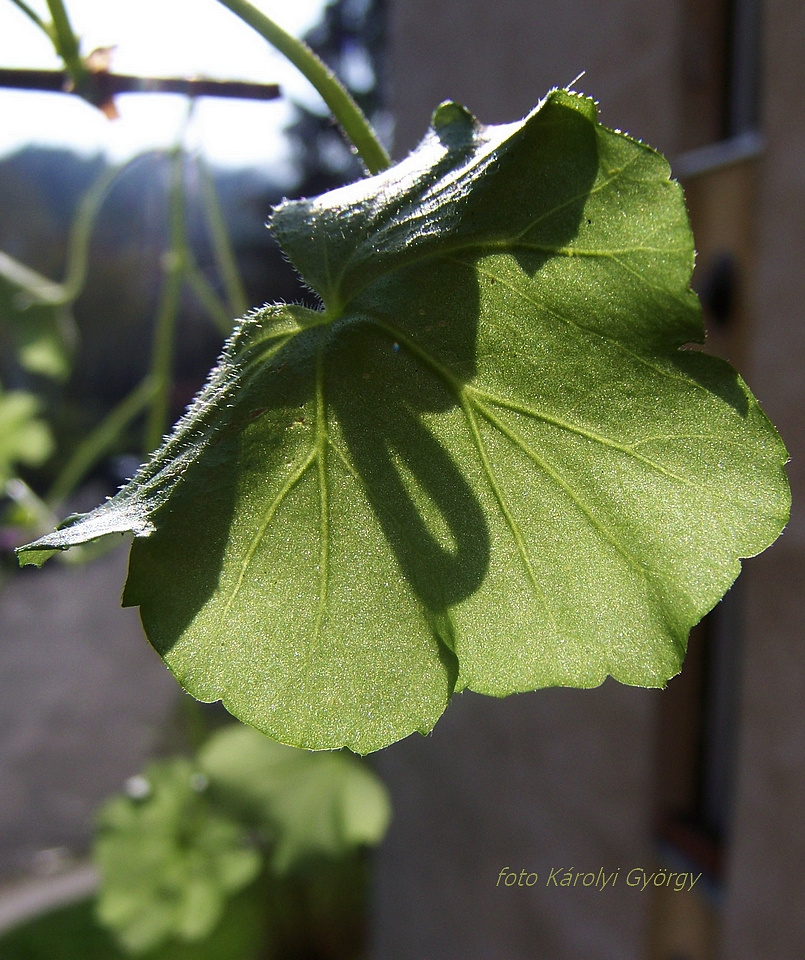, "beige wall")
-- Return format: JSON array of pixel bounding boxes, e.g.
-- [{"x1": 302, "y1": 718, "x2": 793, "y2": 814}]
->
[
  {"x1": 387, "y1": 0, "x2": 683, "y2": 158},
  {"x1": 373, "y1": 686, "x2": 655, "y2": 959},
  {"x1": 722, "y1": 1, "x2": 805, "y2": 957},
  {"x1": 375, "y1": 3, "x2": 681, "y2": 959},
  {"x1": 373, "y1": 1, "x2": 804, "y2": 958}
]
